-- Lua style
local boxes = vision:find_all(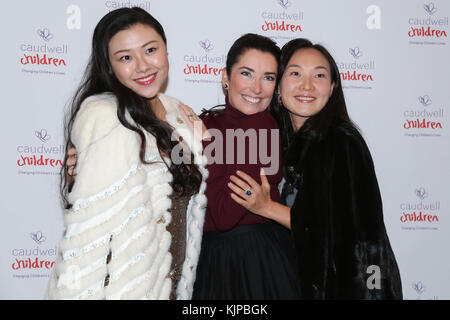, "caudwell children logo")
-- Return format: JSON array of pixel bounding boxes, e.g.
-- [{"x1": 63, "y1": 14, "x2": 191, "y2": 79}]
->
[
  {"x1": 349, "y1": 47, "x2": 363, "y2": 59},
  {"x1": 403, "y1": 94, "x2": 444, "y2": 137},
  {"x1": 183, "y1": 39, "x2": 225, "y2": 85},
  {"x1": 337, "y1": 46, "x2": 375, "y2": 89},
  {"x1": 419, "y1": 94, "x2": 432, "y2": 106},
  {"x1": 408, "y1": 2, "x2": 448, "y2": 45},
  {"x1": 400, "y1": 187, "x2": 440, "y2": 230},
  {"x1": 259, "y1": 0, "x2": 304, "y2": 37},
  {"x1": 35, "y1": 129, "x2": 51, "y2": 142},
  {"x1": 424, "y1": 3, "x2": 437, "y2": 15},
  {"x1": 11, "y1": 231, "x2": 57, "y2": 277},
  {"x1": 104, "y1": 1, "x2": 151, "y2": 12},
  {"x1": 37, "y1": 28, "x2": 53, "y2": 42},
  {"x1": 278, "y1": 0, "x2": 291, "y2": 10},
  {"x1": 415, "y1": 187, "x2": 428, "y2": 200},
  {"x1": 199, "y1": 40, "x2": 214, "y2": 52},
  {"x1": 20, "y1": 28, "x2": 68, "y2": 75},
  {"x1": 16, "y1": 129, "x2": 64, "y2": 175},
  {"x1": 411, "y1": 281, "x2": 438, "y2": 300},
  {"x1": 30, "y1": 231, "x2": 47, "y2": 245},
  {"x1": 413, "y1": 281, "x2": 426, "y2": 298}
]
